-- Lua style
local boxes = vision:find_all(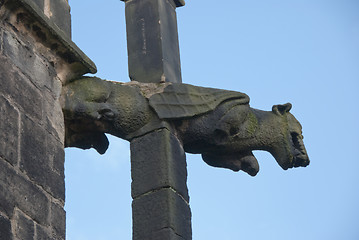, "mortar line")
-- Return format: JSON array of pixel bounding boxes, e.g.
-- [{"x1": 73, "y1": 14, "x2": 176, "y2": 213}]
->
[{"x1": 133, "y1": 186, "x2": 189, "y2": 205}]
